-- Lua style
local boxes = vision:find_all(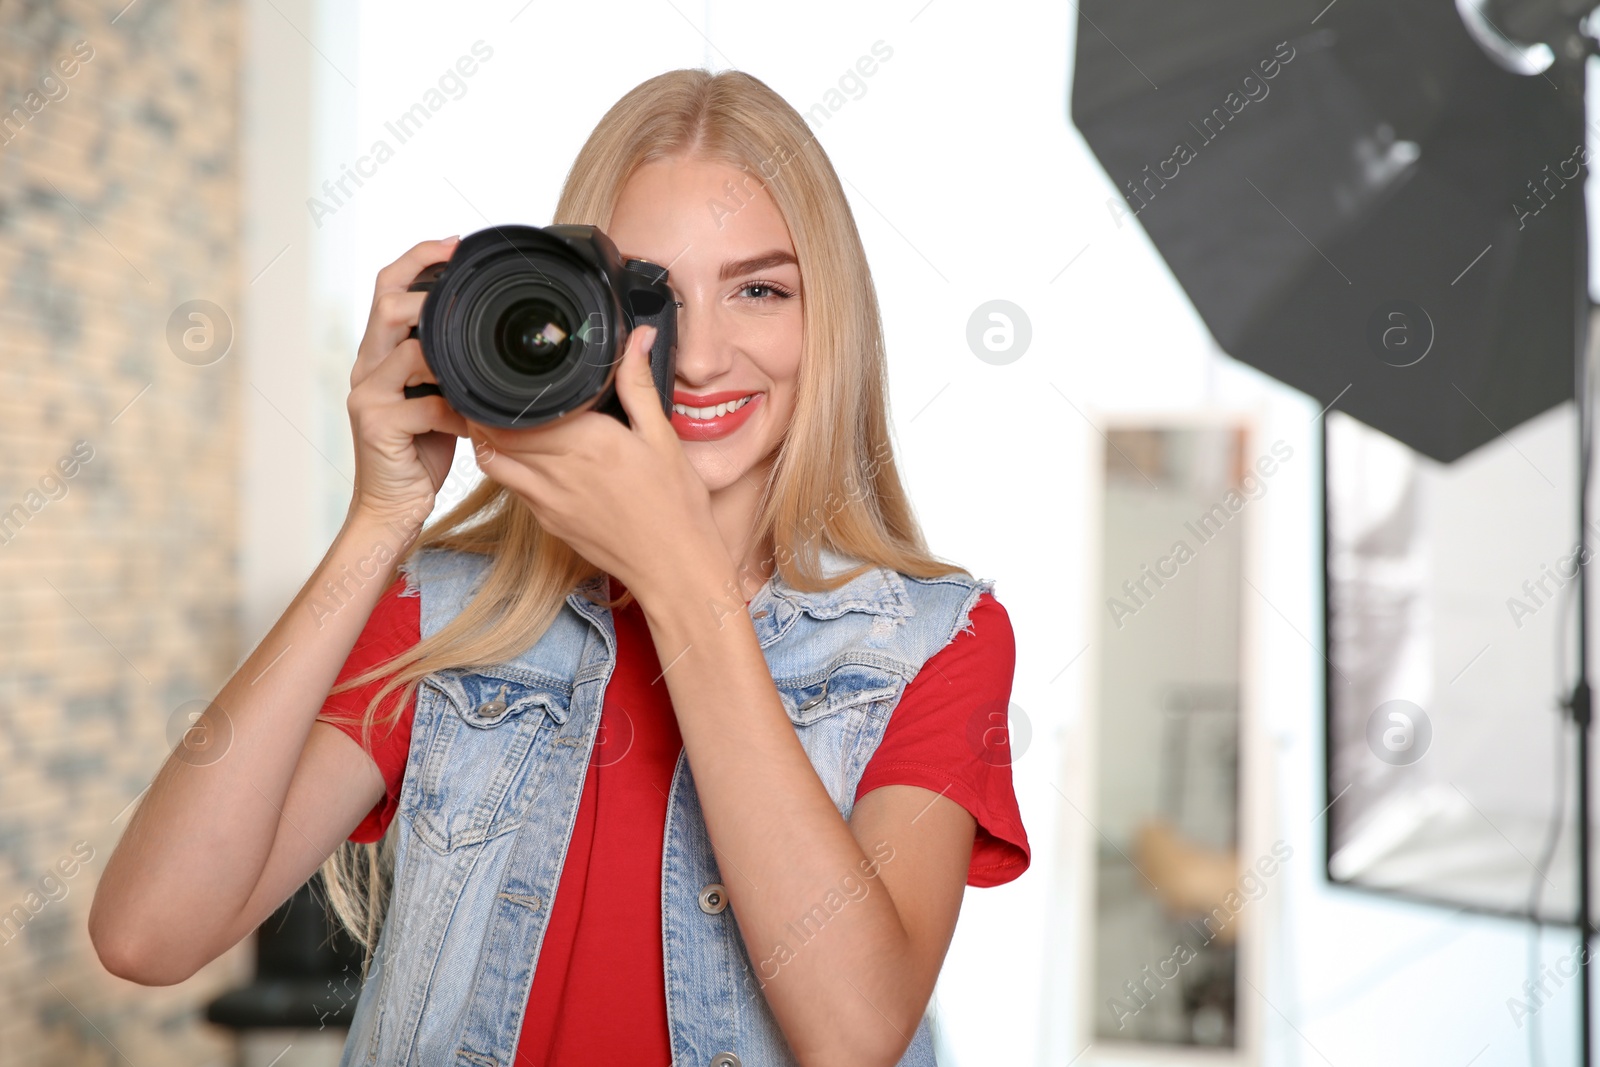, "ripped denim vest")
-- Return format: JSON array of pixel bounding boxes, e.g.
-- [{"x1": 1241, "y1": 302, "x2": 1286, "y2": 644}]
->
[{"x1": 337, "y1": 544, "x2": 993, "y2": 1066}]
